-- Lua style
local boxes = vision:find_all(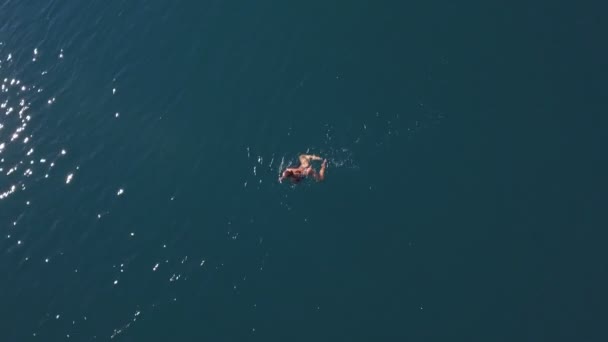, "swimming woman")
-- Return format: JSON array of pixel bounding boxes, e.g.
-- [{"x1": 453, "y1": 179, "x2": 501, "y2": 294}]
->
[{"x1": 279, "y1": 154, "x2": 327, "y2": 183}]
